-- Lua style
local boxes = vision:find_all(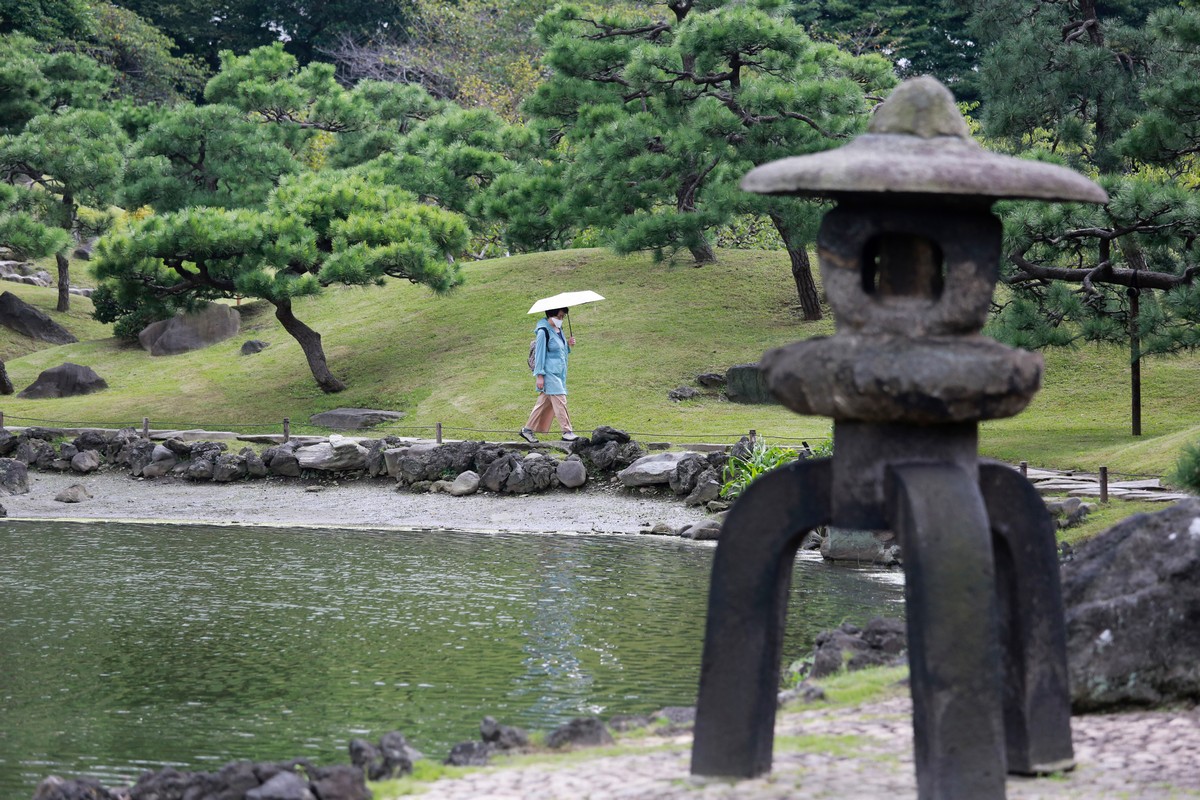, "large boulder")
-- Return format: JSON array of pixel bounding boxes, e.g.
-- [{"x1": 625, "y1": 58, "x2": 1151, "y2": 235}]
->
[
  {"x1": 725, "y1": 362, "x2": 775, "y2": 403},
  {"x1": 18, "y1": 363, "x2": 107, "y2": 399},
  {"x1": 545, "y1": 717, "x2": 614, "y2": 749},
  {"x1": 139, "y1": 445, "x2": 179, "y2": 479},
  {"x1": 137, "y1": 302, "x2": 240, "y2": 356},
  {"x1": 556, "y1": 457, "x2": 587, "y2": 489},
  {"x1": 618, "y1": 451, "x2": 703, "y2": 487},
  {"x1": 0, "y1": 291, "x2": 77, "y2": 344},
  {"x1": 296, "y1": 435, "x2": 369, "y2": 472},
  {"x1": 1063, "y1": 498, "x2": 1200, "y2": 711},
  {"x1": 810, "y1": 617, "x2": 907, "y2": 679},
  {"x1": 309, "y1": 408, "x2": 407, "y2": 430},
  {"x1": 0, "y1": 457, "x2": 29, "y2": 495}
]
